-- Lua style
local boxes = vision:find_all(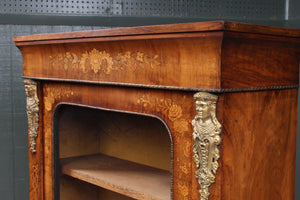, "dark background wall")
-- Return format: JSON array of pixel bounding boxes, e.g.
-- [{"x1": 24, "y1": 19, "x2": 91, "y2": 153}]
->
[{"x1": 0, "y1": 0, "x2": 299, "y2": 199}]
